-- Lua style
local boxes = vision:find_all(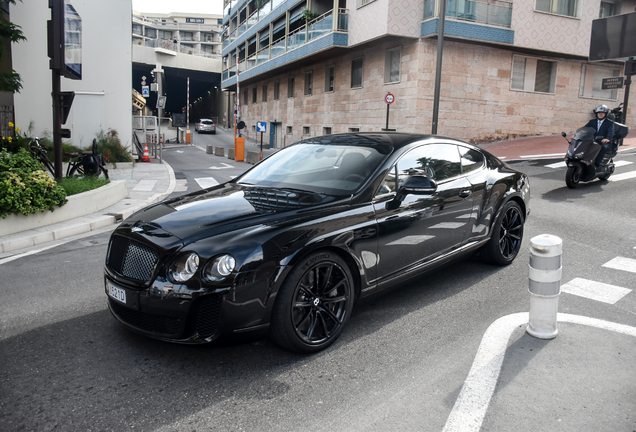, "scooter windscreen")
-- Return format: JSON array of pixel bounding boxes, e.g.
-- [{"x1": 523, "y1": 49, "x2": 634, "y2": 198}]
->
[{"x1": 572, "y1": 127, "x2": 595, "y2": 142}]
